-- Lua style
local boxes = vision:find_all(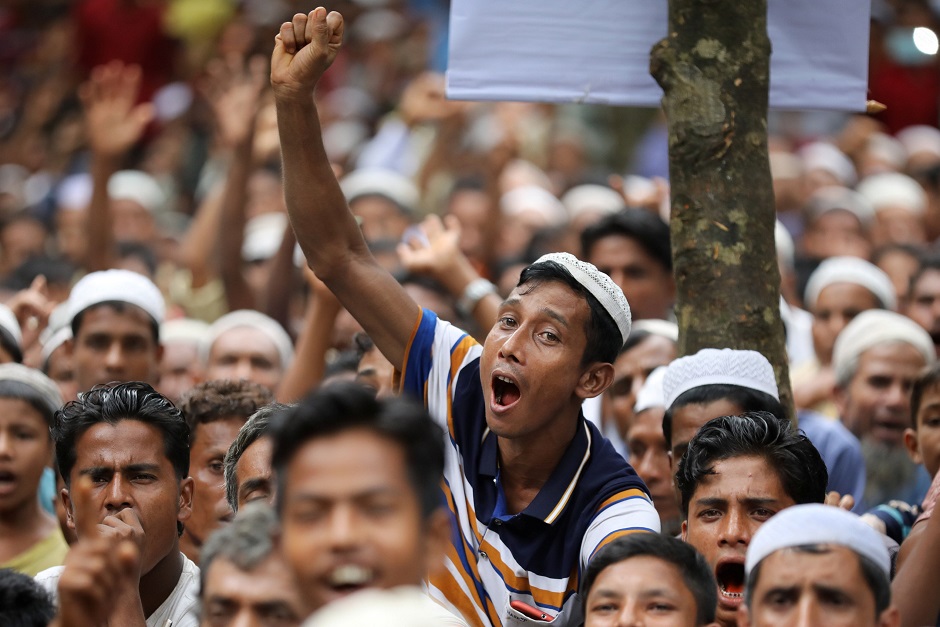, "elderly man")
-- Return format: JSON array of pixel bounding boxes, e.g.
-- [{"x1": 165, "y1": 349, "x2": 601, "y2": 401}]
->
[
  {"x1": 832, "y1": 310, "x2": 936, "y2": 508},
  {"x1": 199, "y1": 502, "x2": 305, "y2": 627},
  {"x1": 738, "y1": 504, "x2": 900, "y2": 627},
  {"x1": 199, "y1": 310, "x2": 294, "y2": 393}
]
